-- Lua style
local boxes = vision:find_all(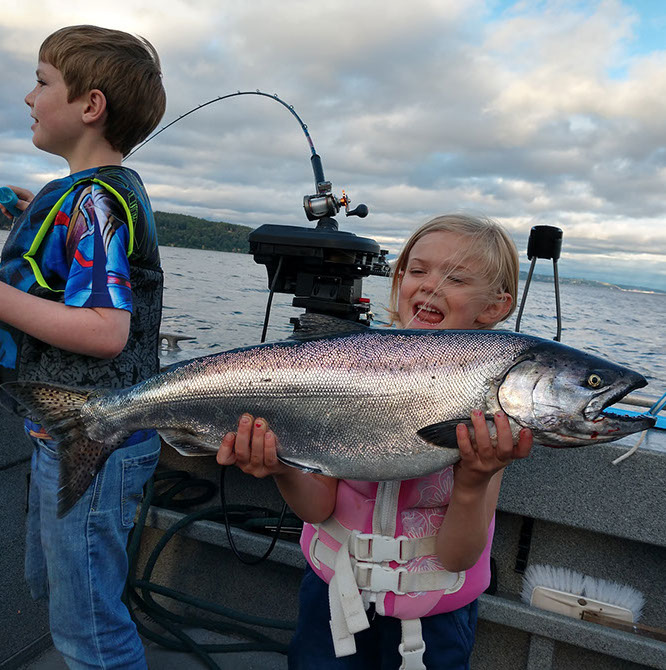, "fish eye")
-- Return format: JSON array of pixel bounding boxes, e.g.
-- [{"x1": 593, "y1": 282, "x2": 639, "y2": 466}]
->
[{"x1": 587, "y1": 373, "x2": 603, "y2": 388}]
